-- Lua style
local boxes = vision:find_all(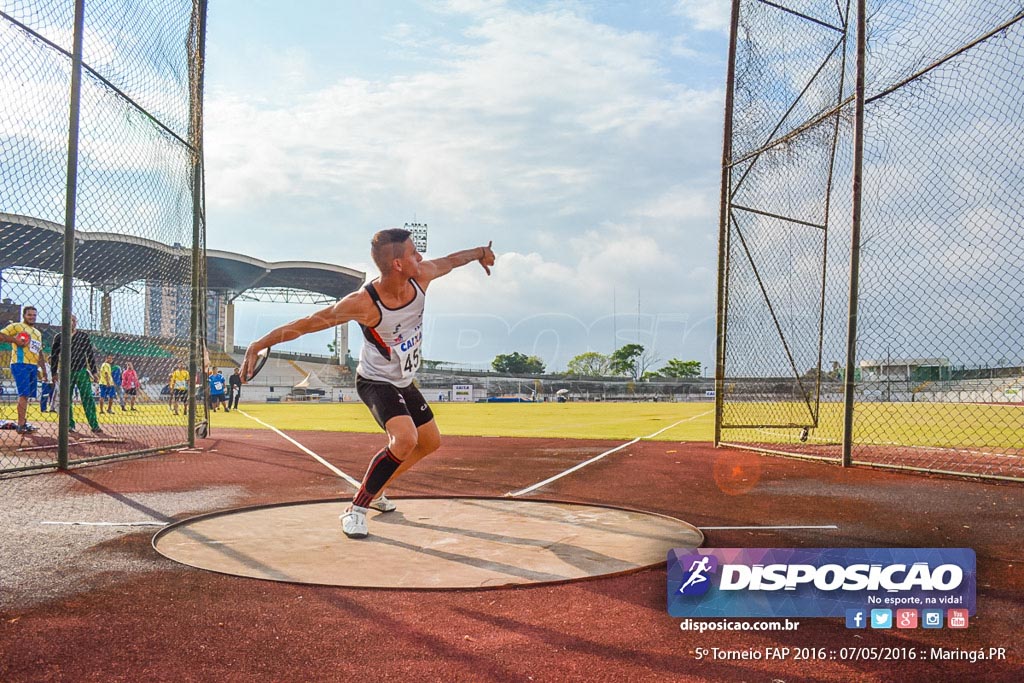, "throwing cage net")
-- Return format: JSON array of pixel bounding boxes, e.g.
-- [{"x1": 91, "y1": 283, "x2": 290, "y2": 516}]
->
[
  {"x1": 716, "y1": 0, "x2": 1024, "y2": 480},
  {"x1": 1, "y1": 0, "x2": 208, "y2": 472}
]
